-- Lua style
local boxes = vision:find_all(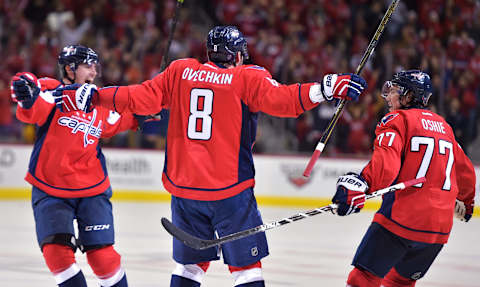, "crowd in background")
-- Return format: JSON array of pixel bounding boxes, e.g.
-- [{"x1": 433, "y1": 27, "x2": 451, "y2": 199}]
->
[{"x1": 1, "y1": 0, "x2": 480, "y2": 161}]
